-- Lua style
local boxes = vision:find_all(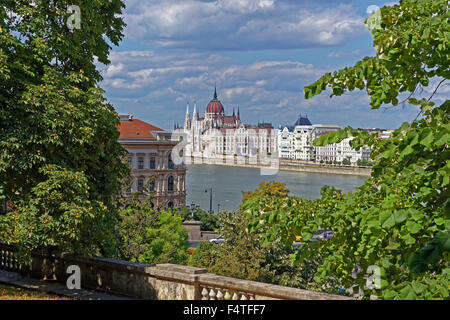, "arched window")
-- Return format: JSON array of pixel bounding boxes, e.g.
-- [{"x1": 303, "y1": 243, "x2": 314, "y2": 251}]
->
[
  {"x1": 167, "y1": 201, "x2": 174, "y2": 210},
  {"x1": 168, "y1": 176, "x2": 174, "y2": 192}
]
